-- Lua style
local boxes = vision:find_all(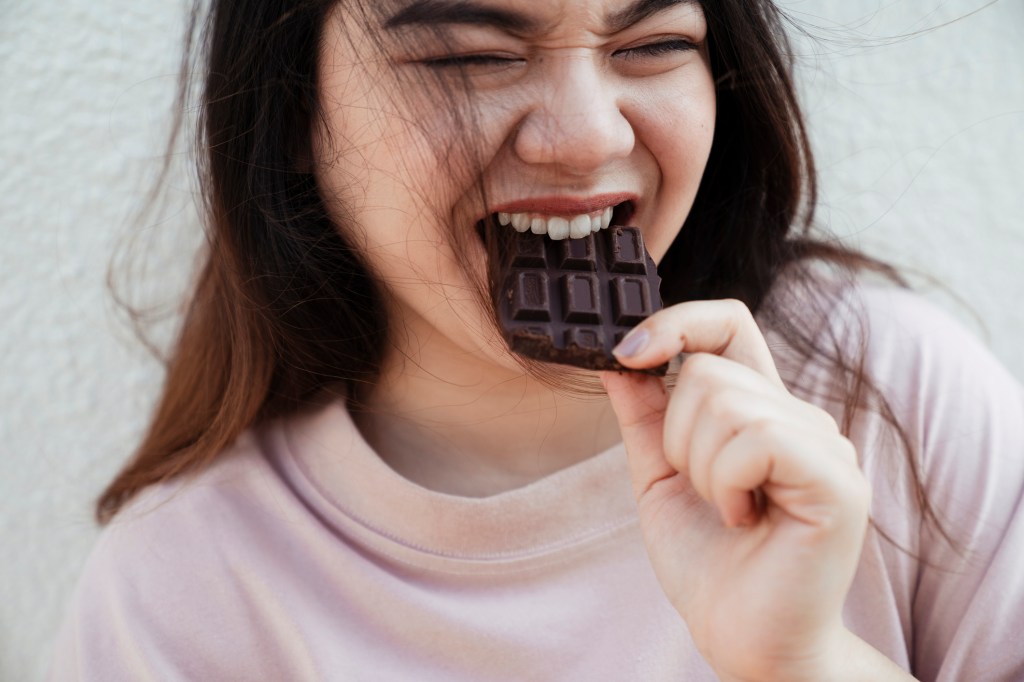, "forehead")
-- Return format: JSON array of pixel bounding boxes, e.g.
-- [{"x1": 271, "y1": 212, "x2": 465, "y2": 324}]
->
[{"x1": 377, "y1": 0, "x2": 704, "y2": 36}]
